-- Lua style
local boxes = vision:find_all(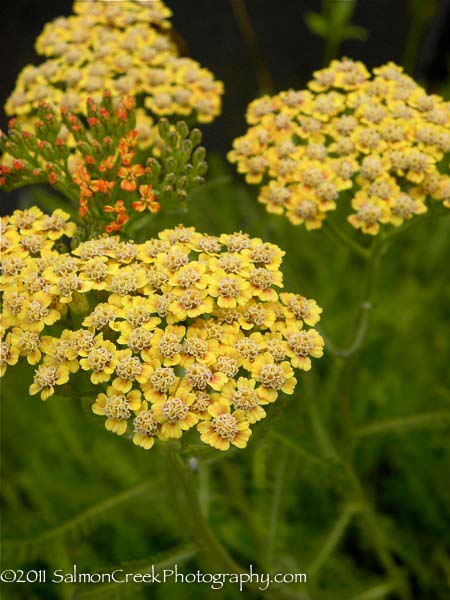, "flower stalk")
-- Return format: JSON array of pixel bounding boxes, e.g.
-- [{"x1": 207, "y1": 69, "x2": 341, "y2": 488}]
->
[
  {"x1": 306, "y1": 237, "x2": 412, "y2": 599},
  {"x1": 322, "y1": 220, "x2": 370, "y2": 260},
  {"x1": 164, "y1": 446, "x2": 244, "y2": 574}
]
